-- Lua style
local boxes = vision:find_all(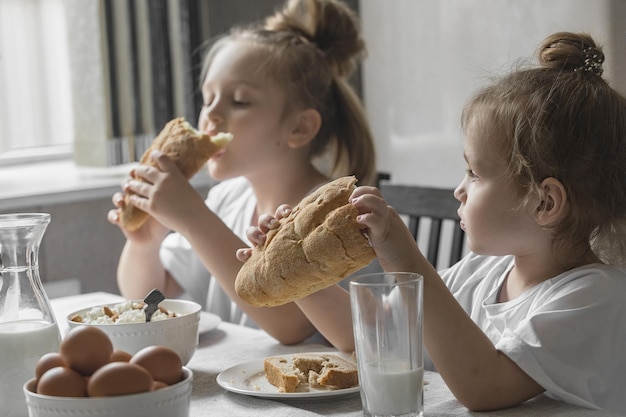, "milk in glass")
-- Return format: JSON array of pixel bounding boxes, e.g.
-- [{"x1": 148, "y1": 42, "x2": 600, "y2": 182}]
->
[{"x1": 361, "y1": 360, "x2": 423, "y2": 416}]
